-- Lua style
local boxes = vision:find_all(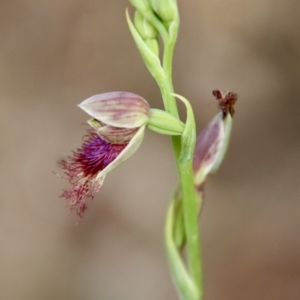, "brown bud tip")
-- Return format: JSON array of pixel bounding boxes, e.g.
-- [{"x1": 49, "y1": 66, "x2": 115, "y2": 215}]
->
[{"x1": 212, "y1": 90, "x2": 238, "y2": 118}]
